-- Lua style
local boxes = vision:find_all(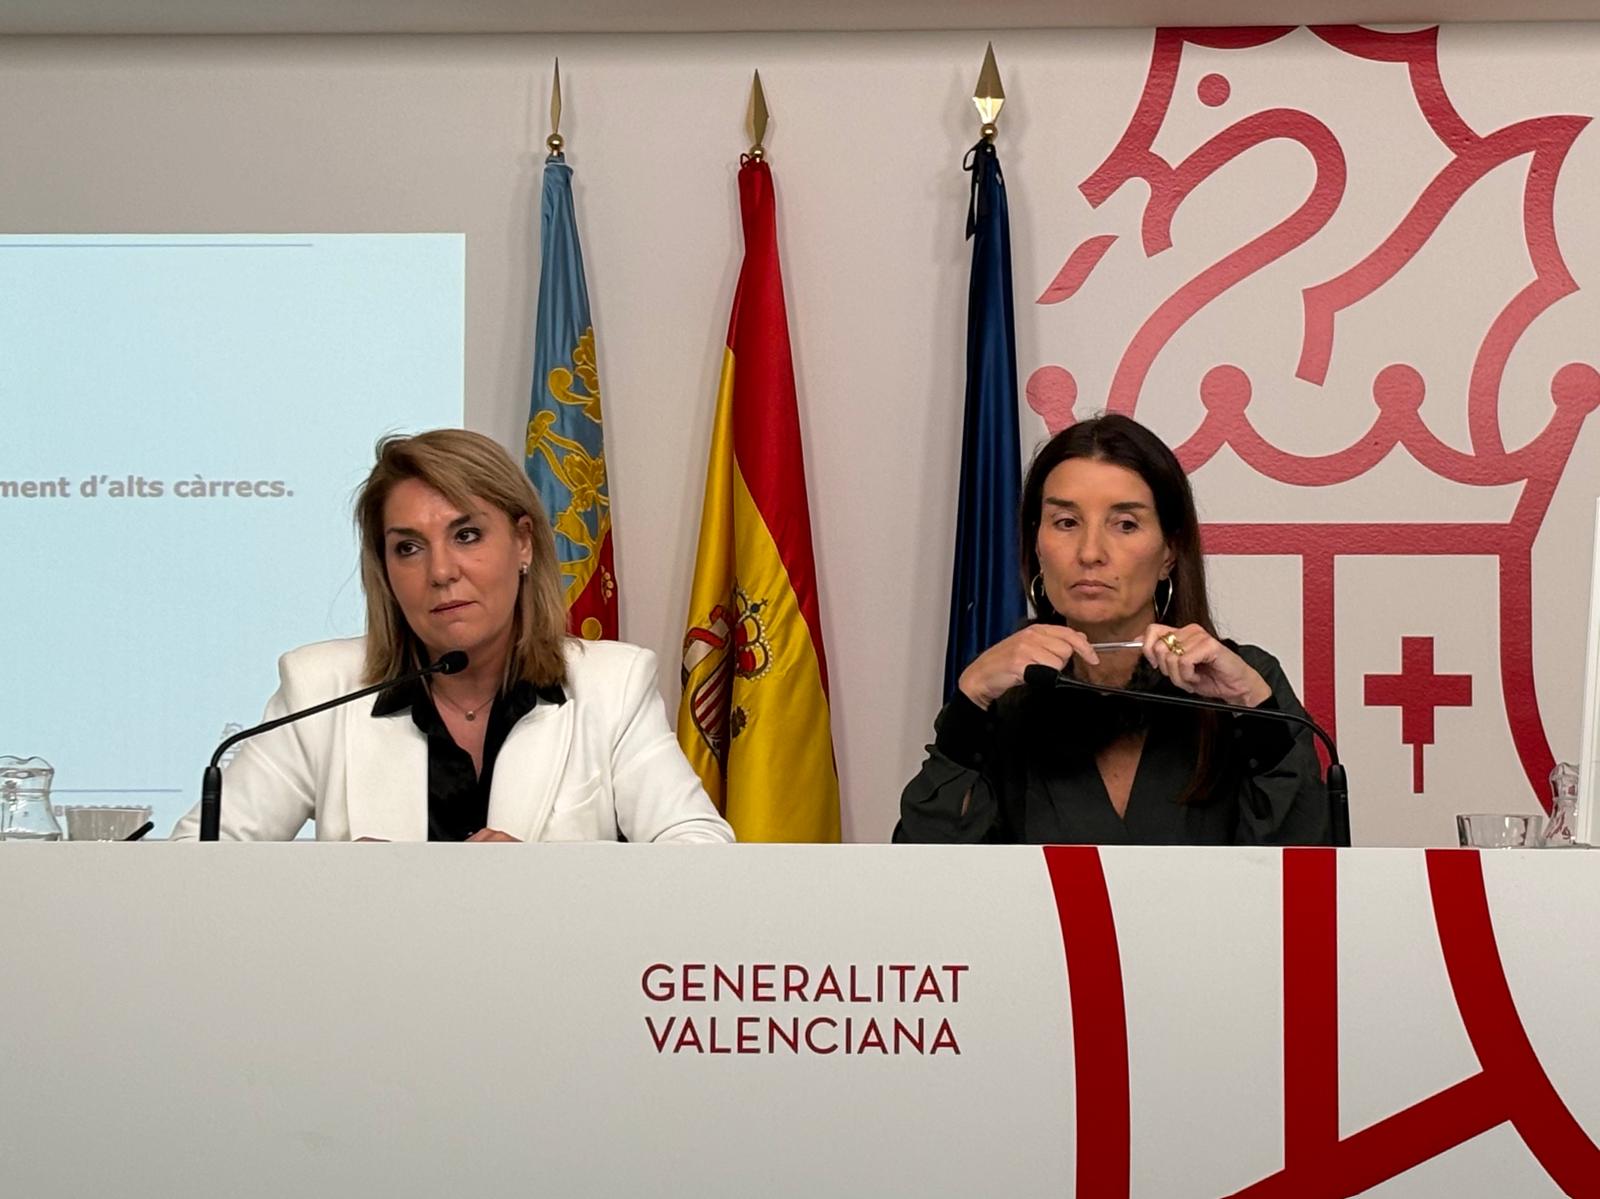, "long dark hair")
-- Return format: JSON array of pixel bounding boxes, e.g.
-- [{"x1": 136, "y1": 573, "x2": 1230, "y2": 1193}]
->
[{"x1": 1019, "y1": 413, "x2": 1223, "y2": 804}]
